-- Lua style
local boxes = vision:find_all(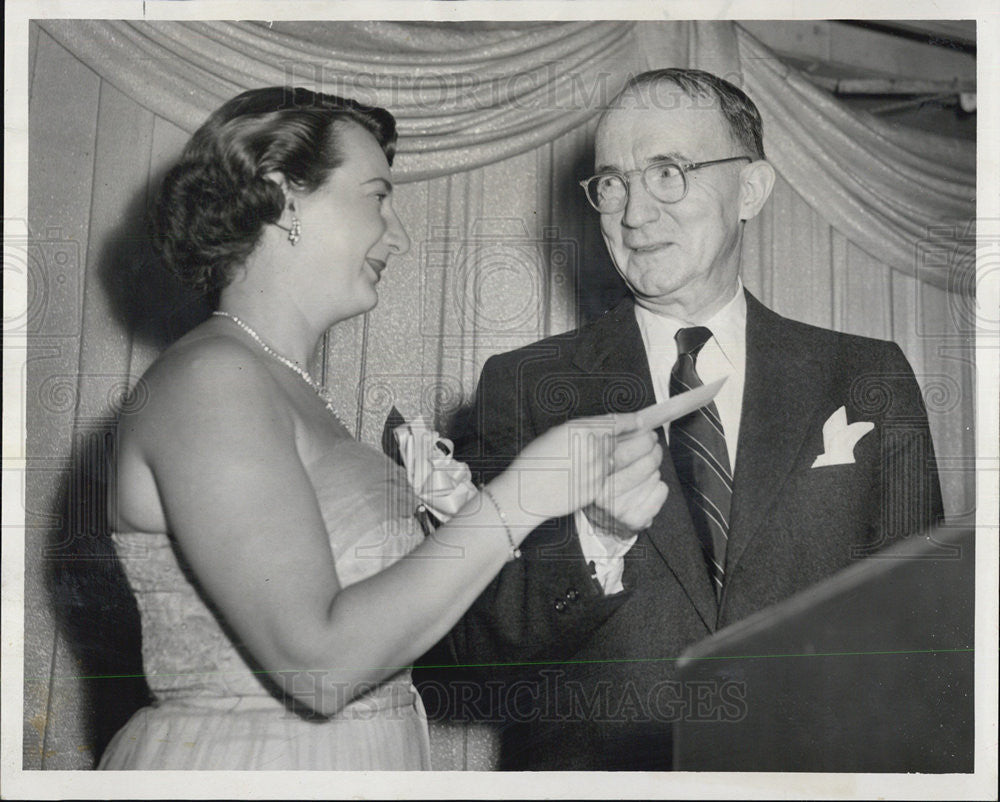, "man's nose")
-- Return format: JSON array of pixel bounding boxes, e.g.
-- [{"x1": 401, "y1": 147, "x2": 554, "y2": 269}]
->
[{"x1": 620, "y1": 177, "x2": 659, "y2": 228}]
